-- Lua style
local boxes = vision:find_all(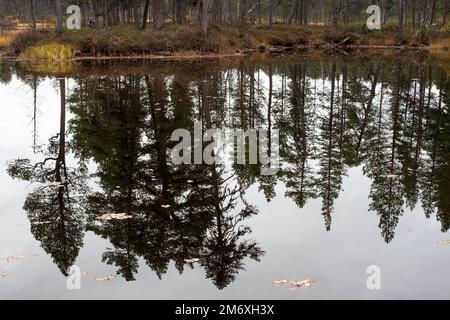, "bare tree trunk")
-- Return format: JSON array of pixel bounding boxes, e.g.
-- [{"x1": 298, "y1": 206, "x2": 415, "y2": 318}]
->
[
  {"x1": 345, "y1": 0, "x2": 349, "y2": 24},
  {"x1": 299, "y1": 0, "x2": 303, "y2": 25},
  {"x1": 269, "y1": 0, "x2": 273, "y2": 28},
  {"x1": 227, "y1": 0, "x2": 233, "y2": 25},
  {"x1": 332, "y1": 0, "x2": 337, "y2": 26},
  {"x1": 153, "y1": 0, "x2": 165, "y2": 29},
  {"x1": 239, "y1": 0, "x2": 247, "y2": 30},
  {"x1": 56, "y1": 0, "x2": 63, "y2": 34},
  {"x1": 399, "y1": 0, "x2": 404, "y2": 35},
  {"x1": 58, "y1": 78, "x2": 66, "y2": 176},
  {"x1": 175, "y1": 0, "x2": 185, "y2": 24},
  {"x1": 80, "y1": 0, "x2": 87, "y2": 27},
  {"x1": 258, "y1": 0, "x2": 262, "y2": 24},
  {"x1": 142, "y1": 0, "x2": 150, "y2": 29},
  {"x1": 133, "y1": 0, "x2": 141, "y2": 30},
  {"x1": 103, "y1": 0, "x2": 108, "y2": 27},
  {"x1": 29, "y1": 0, "x2": 36, "y2": 31},
  {"x1": 200, "y1": 0, "x2": 209, "y2": 35},
  {"x1": 445, "y1": 0, "x2": 448, "y2": 24},
  {"x1": 88, "y1": 0, "x2": 96, "y2": 28},
  {"x1": 288, "y1": 0, "x2": 299, "y2": 25},
  {"x1": 430, "y1": 0, "x2": 436, "y2": 24},
  {"x1": 303, "y1": 0, "x2": 308, "y2": 25},
  {"x1": 32, "y1": 75, "x2": 37, "y2": 153}
]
